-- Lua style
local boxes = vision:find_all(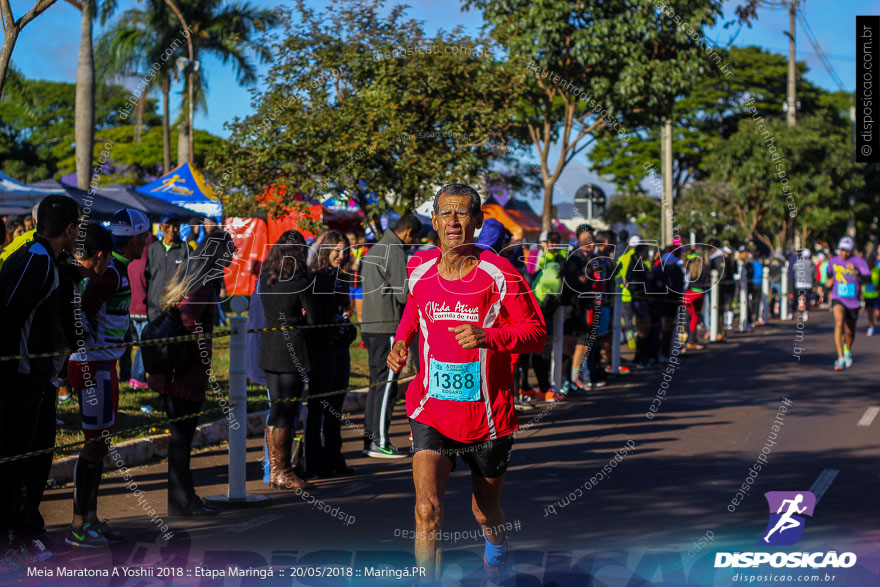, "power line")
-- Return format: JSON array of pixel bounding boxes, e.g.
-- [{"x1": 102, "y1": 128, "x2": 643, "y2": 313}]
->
[
  {"x1": 797, "y1": 12, "x2": 847, "y2": 91},
  {"x1": 761, "y1": 45, "x2": 855, "y2": 63}
]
